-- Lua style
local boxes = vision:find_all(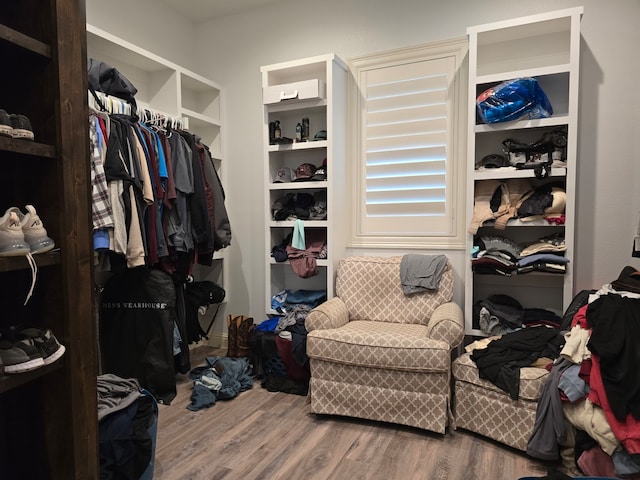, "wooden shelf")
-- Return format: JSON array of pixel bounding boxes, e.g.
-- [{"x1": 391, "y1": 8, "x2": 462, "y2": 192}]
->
[
  {"x1": 472, "y1": 167, "x2": 566, "y2": 181},
  {"x1": 266, "y1": 98, "x2": 327, "y2": 114},
  {"x1": 0, "y1": 24, "x2": 51, "y2": 58},
  {"x1": 270, "y1": 258, "x2": 329, "y2": 267},
  {"x1": 0, "y1": 358, "x2": 63, "y2": 395},
  {"x1": 268, "y1": 140, "x2": 327, "y2": 152},
  {"x1": 269, "y1": 180, "x2": 327, "y2": 190},
  {"x1": 0, "y1": 136, "x2": 56, "y2": 158},
  {"x1": 474, "y1": 115, "x2": 570, "y2": 133},
  {"x1": 0, "y1": 250, "x2": 60, "y2": 273},
  {"x1": 181, "y1": 108, "x2": 221, "y2": 128},
  {"x1": 475, "y1": 64, "x2": 570, "y2": 85},
  {"x1": 269, "y1": 220, "x2": 328, "y2": 228},
  {"x1": 0, "y1": 3, "x2": 98, "y2": 479}
]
